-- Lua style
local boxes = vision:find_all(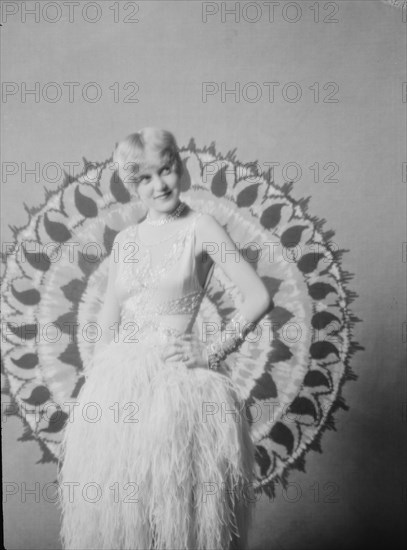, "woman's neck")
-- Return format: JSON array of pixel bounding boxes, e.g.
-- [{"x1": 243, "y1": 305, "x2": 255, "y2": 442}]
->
[{"x1": 146, "y1": 200, "x2": 186, "y2": 223}]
